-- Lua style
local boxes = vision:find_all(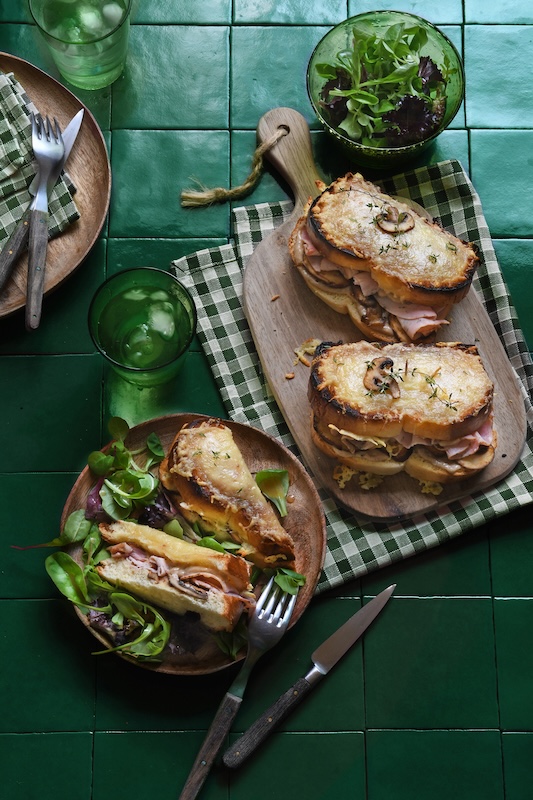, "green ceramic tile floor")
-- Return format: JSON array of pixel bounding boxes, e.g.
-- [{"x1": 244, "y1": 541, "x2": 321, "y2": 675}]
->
[{"x1": 0, "y1": 2, "x2": 532, "y2": 798}]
